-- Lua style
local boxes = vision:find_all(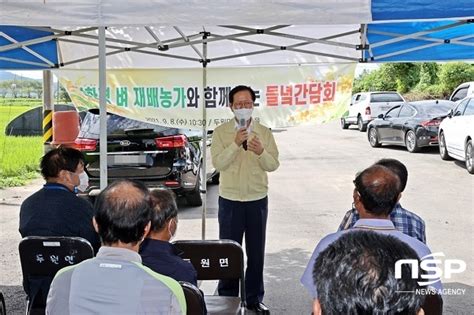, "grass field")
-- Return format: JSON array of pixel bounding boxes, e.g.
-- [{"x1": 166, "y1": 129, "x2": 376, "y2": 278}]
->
[{"x1": 0, "y1": 101, "x2": 43, "y2": 188}]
